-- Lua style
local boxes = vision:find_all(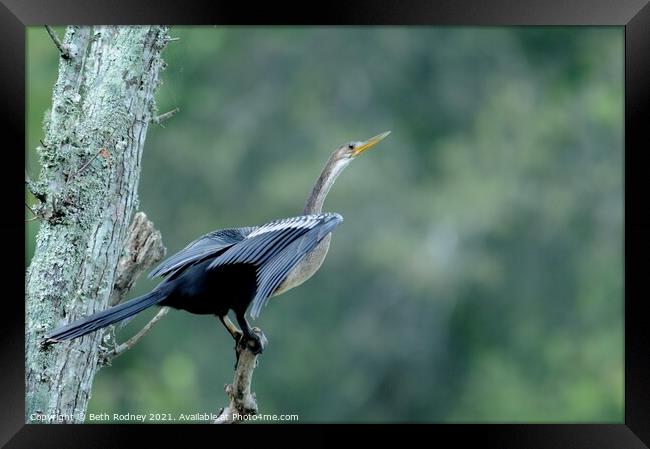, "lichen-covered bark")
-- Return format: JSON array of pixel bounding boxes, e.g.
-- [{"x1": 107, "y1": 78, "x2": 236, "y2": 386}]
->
[{"x1": 25, "y1": 26, "x2": 169, "y2": 424}]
